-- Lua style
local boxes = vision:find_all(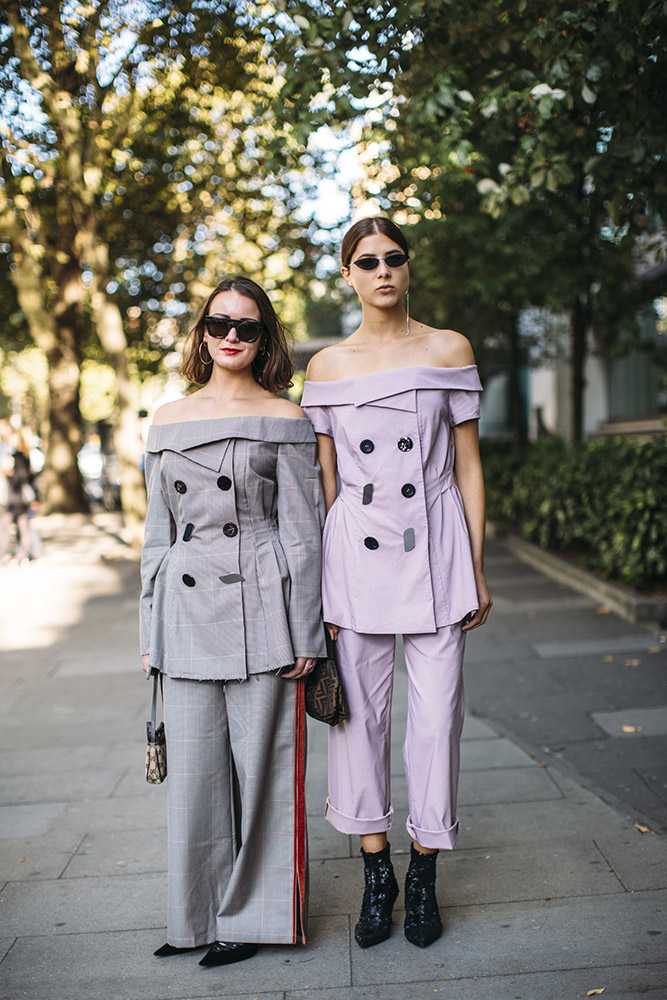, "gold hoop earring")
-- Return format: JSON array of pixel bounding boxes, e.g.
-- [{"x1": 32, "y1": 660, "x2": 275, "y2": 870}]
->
[{"x1": 199, "y1": 340, "x2": 213, "y2": 365}]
